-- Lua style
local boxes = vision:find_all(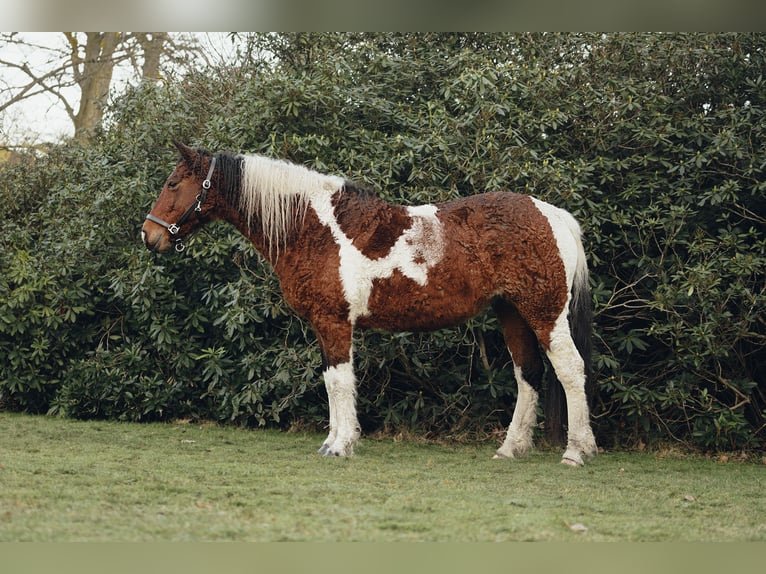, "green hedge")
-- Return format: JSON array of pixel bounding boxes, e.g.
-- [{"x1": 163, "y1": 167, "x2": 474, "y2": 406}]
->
[{"x1": 1, "y1": 33, "x2": 763, "y2": 451}]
